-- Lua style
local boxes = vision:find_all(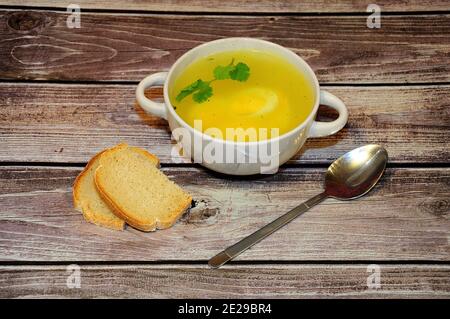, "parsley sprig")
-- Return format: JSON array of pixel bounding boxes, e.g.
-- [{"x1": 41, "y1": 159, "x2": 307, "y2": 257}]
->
[{"x1": 176, "y1": 59, "x2": 250, "y2": 104}]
